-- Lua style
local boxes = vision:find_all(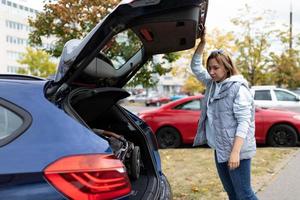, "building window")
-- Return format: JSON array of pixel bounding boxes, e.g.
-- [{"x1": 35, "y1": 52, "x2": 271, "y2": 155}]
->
[
  {"x1": 2, "y1": 0, "x2": 39, "y2": 14},
  {"x1": 7, "y1": 51, "x2": 22, "y2": 60},
  {"x1": 7, "y1": 66, "x2": 21, "y2": 73},
  {"x1": 5, "y1": 20, "x2": 30, "y2": 32},
  {"x1": 6, "y1": 35, "x2": 29, "y2": 46}
]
